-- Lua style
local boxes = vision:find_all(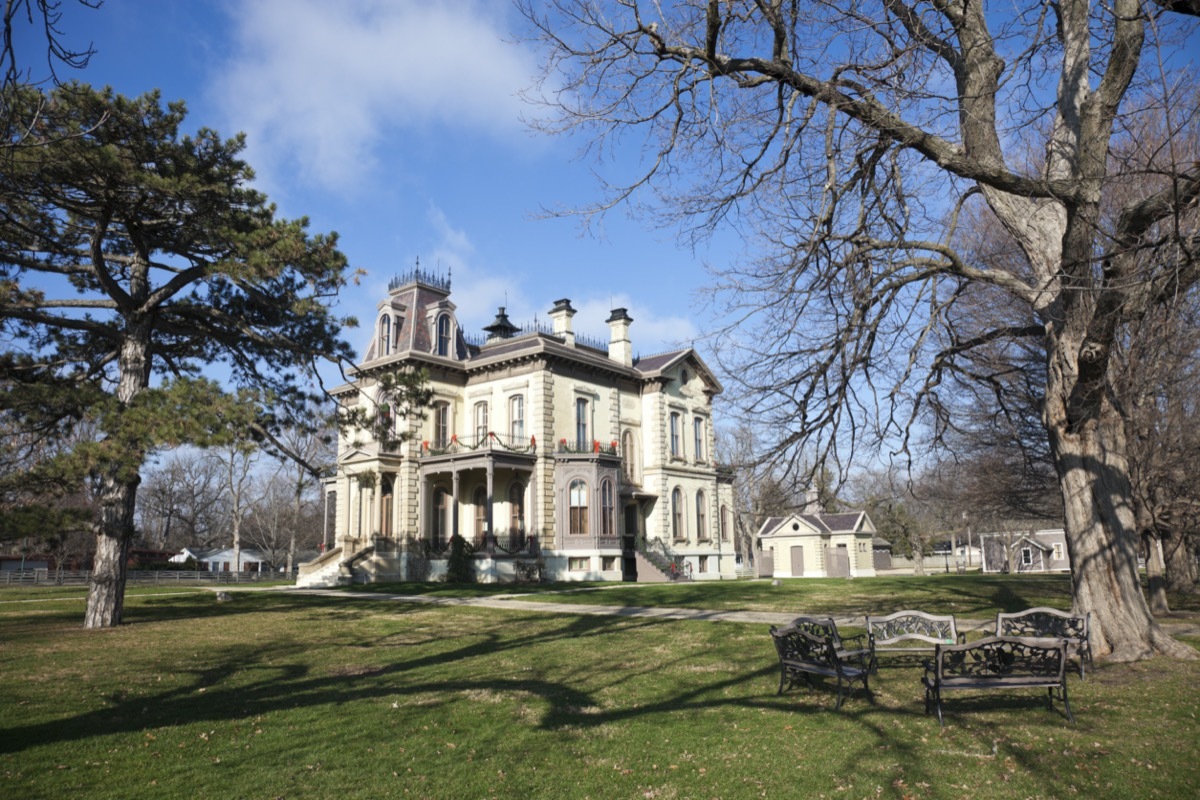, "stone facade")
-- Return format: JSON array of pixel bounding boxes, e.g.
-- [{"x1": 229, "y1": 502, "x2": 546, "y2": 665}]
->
[{"x1": 299, "y1": 270, "x2": 737, "y2": 585}]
